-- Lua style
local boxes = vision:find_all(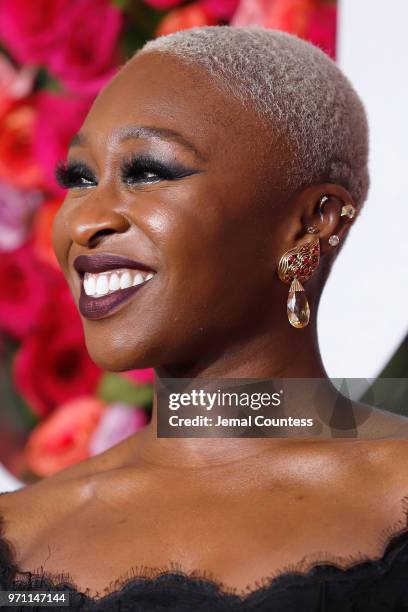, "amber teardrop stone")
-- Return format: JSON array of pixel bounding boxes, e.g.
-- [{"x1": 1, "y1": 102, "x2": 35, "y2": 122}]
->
[{"x1": 287, "y1": 278, "x2": 310, "y2": 328}]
